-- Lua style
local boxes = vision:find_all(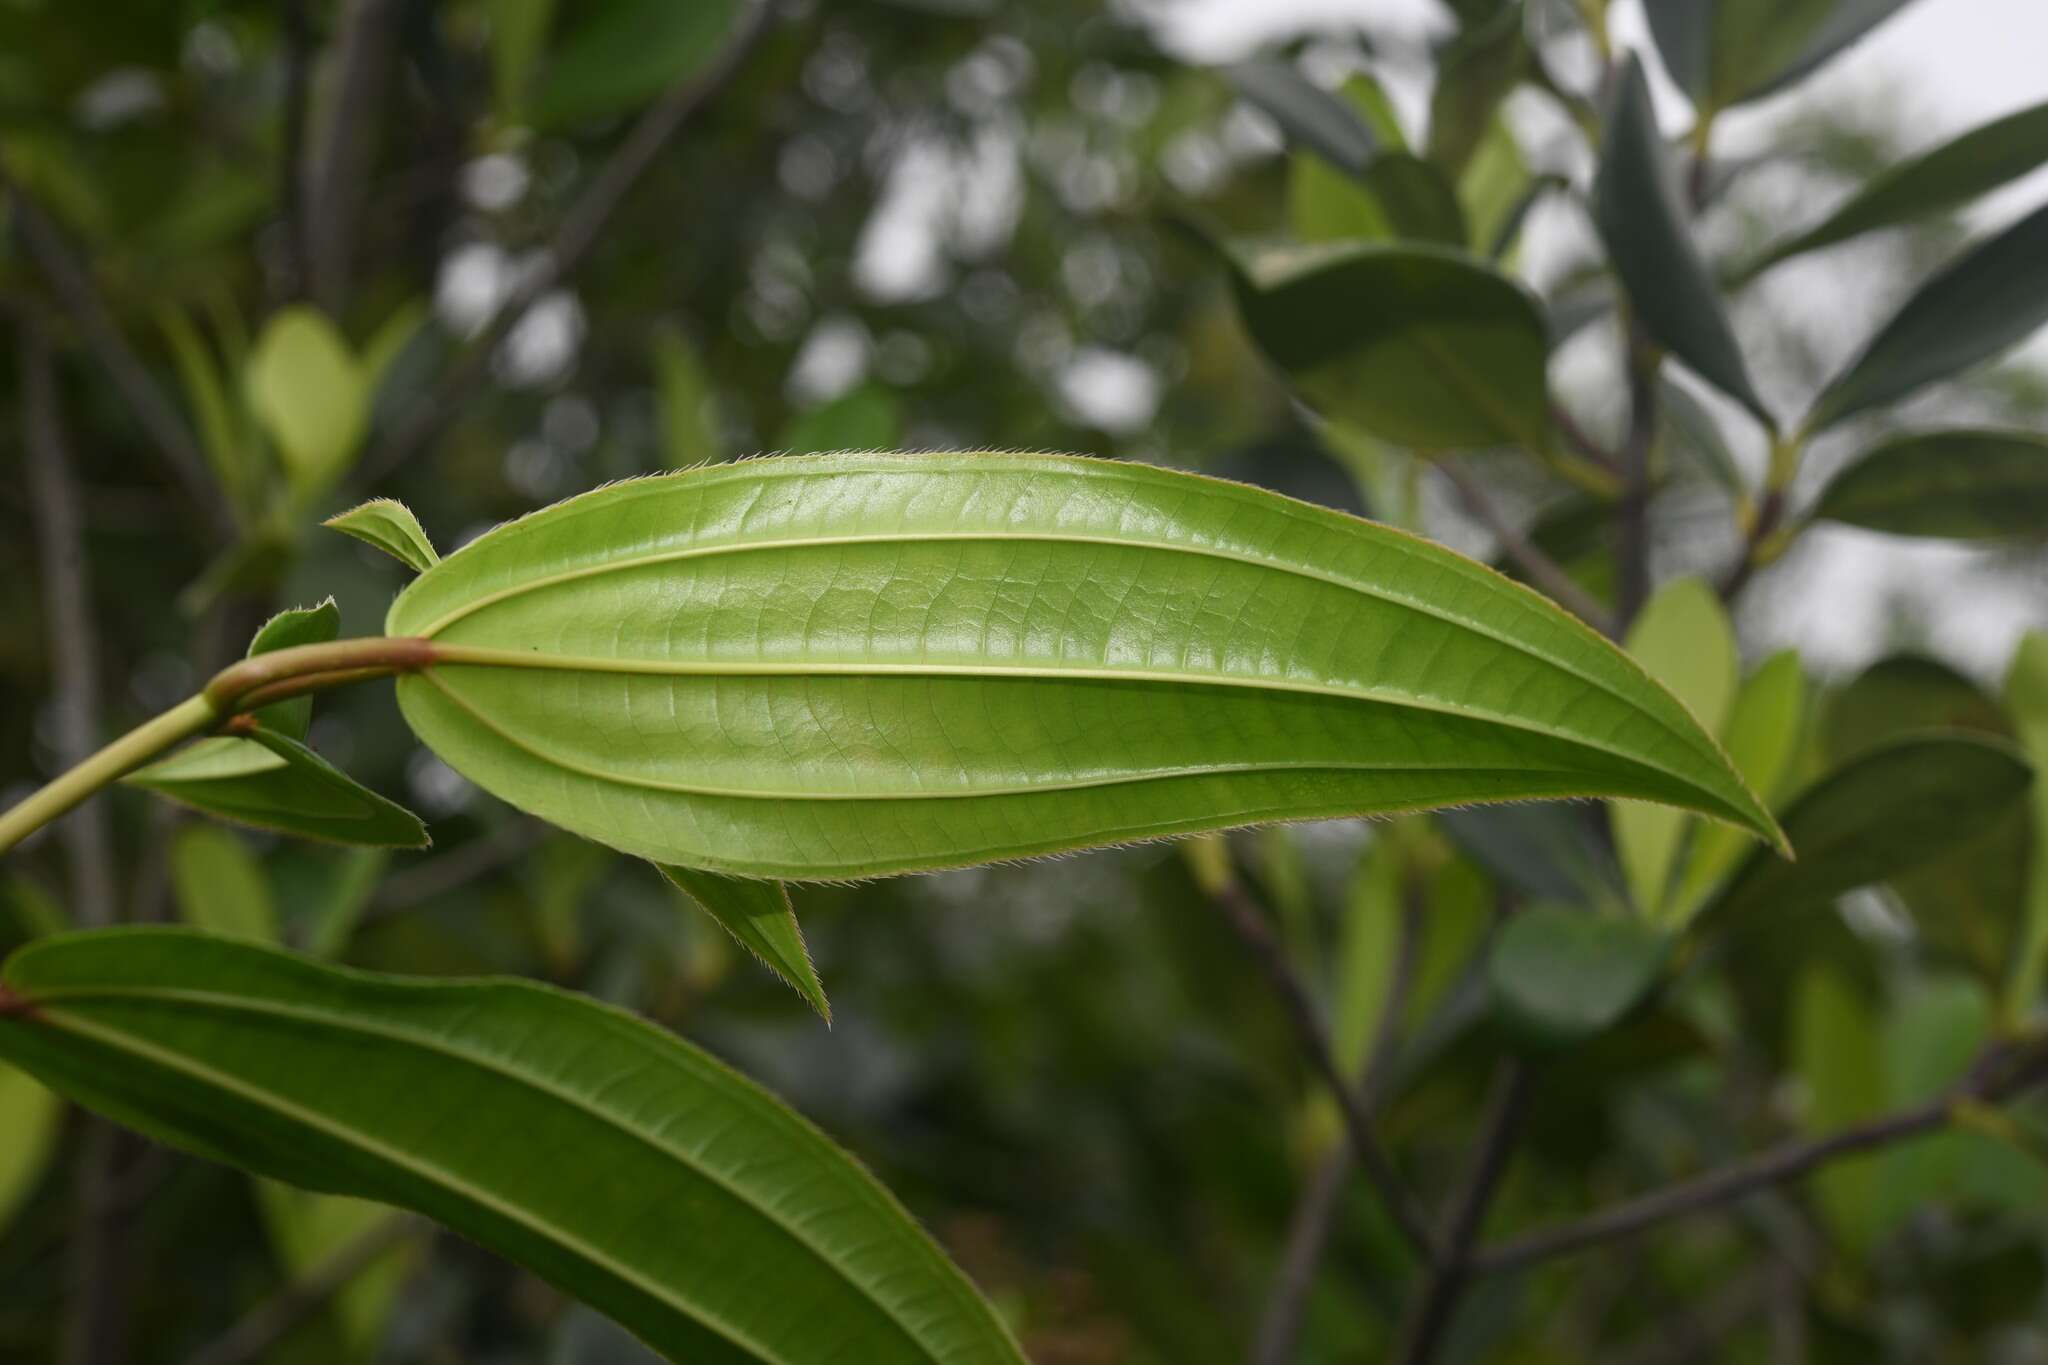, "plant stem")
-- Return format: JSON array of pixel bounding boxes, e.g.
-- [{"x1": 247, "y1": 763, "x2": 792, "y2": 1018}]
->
[{"x1": 0, "y1": 638, "x2": 436, "y2": 857}]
